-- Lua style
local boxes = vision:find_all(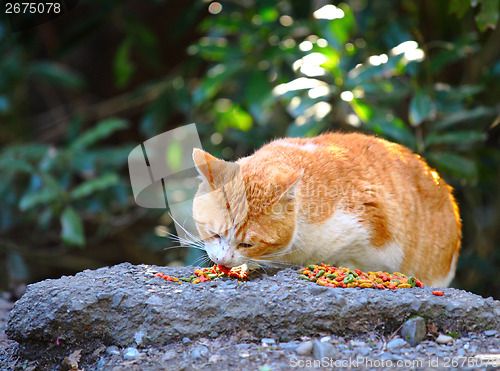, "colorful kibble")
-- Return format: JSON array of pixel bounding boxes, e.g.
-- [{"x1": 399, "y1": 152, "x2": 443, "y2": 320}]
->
[
  {"x1": 154, "y1": 264, "x2": 249, "y2": 285},
  {"x1": 296, "y1": 264, "x2": 425, "y2": 290}
]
